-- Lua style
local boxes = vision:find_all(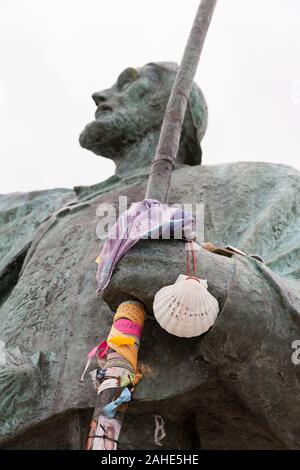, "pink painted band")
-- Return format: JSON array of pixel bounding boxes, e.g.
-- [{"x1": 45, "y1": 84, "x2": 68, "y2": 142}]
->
[{"x1": 113, "y1": 318, "x2": 142, "y2": 338}]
